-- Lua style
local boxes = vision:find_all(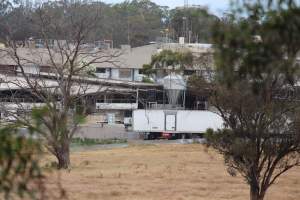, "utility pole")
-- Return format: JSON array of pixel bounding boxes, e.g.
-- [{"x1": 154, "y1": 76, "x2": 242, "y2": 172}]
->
[
  {"x1": 182, "y1": 0, "x2": 189, "y2": 43},
  {"x1": 127, "y1": 17, "x2": 130, "y2": 45}
]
